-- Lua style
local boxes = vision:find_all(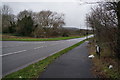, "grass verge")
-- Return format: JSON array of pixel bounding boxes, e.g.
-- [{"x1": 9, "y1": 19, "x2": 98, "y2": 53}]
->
[
  {"x1": 2, "y1": 34, "x2": 85, "y2": 41},
  {"x1": 2, "y1": 38, "x2": 91, "y2": 79},
  {"x1": 88, "y1": 38, "x2": 120, "y2": 79},
  {"x1": 2, "y1": 36, "x2": 82, "y2": 41}
]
